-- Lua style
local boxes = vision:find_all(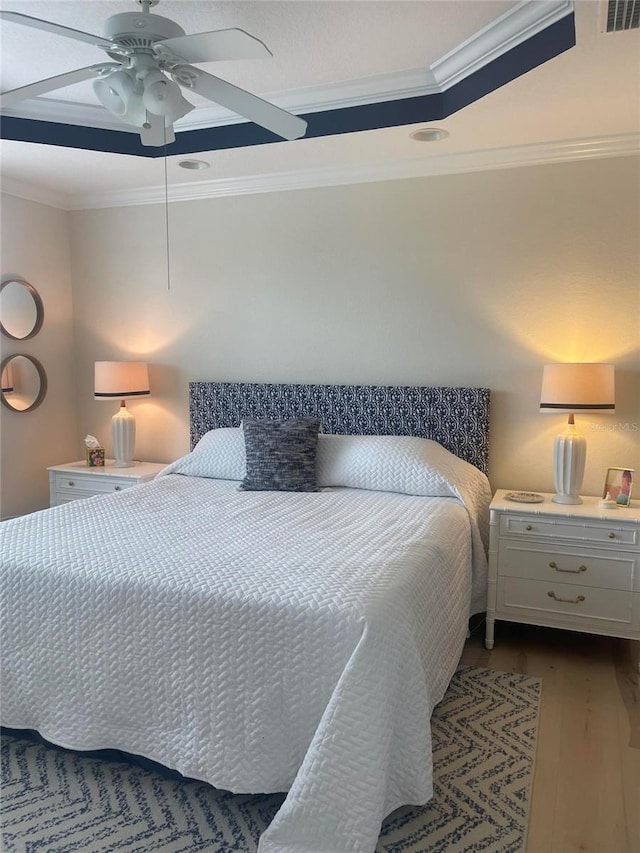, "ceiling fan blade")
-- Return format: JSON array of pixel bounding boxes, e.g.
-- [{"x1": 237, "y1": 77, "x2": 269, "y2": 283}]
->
[
  {"x1": 155, "y1": 28, "x2": 272, "y2": 64},
  {"x1": 140, "y1": 113, "x2": 175, "y2": 147},
  {"x1": 1, "y1": 64, "x2": 117, "y2": 108},
  {"x1": 0, "y1": 11, "x2": 112, "y2": 50},
  {"x1": 178, "y1": 66, "x2": 307, "y2": 141}
]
